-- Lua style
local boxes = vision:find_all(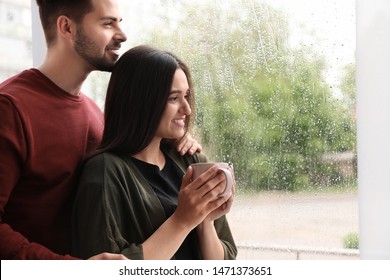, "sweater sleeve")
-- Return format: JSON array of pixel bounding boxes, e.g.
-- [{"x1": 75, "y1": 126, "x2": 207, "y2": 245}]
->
[
  {"x1": 214, "y1": 215, "x2": 238, "y2": 260},
  {"x1": 0, "y1": 95, "x2": 76, "y2": 260},
  {"x1": 72, "y1": 154, "x2": 145, "y2": 260}
]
